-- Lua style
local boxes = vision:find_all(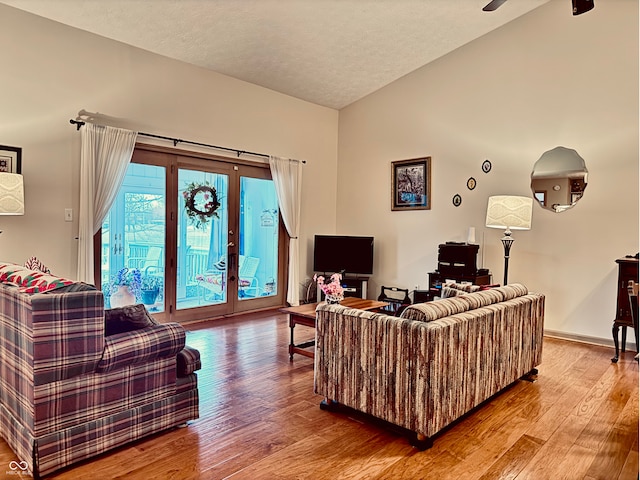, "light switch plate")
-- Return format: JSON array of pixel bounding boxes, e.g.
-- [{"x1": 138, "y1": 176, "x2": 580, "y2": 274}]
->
[{"x1": 65, "y1": 208, "x2": 73, "y2": 222}]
